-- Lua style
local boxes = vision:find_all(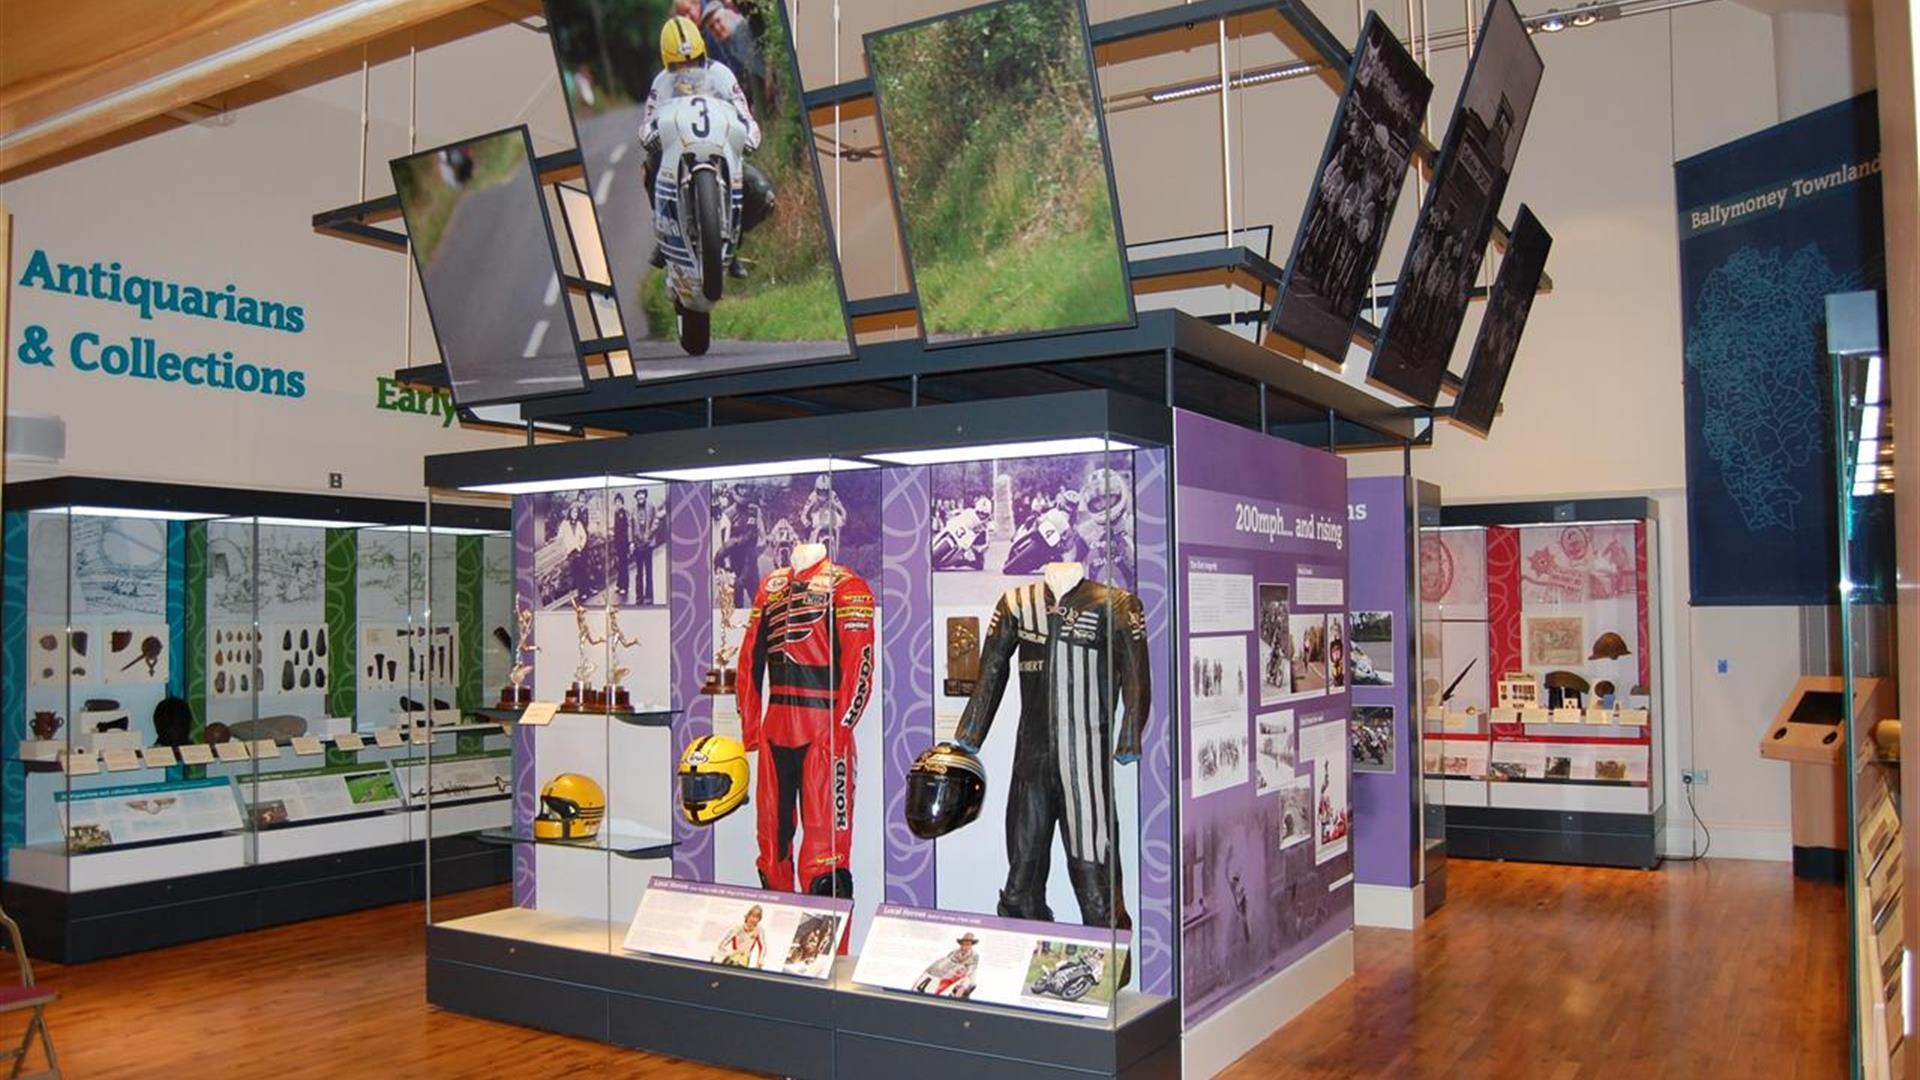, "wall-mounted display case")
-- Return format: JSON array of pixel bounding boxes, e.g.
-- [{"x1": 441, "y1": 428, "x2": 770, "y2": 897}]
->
[
  {"x1": 1419, "y1": 498, "x2": 1665, "y2": 870},
  {"x1": 0, "y1": 477, "x2": 513, "y2": 961},
  {"x1": 421, "y1": 391, "x2": 1365, "y2": 1079},
  {"x1": 1827, "y1": 291, "x2": 1904, "y2": 1079}
]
